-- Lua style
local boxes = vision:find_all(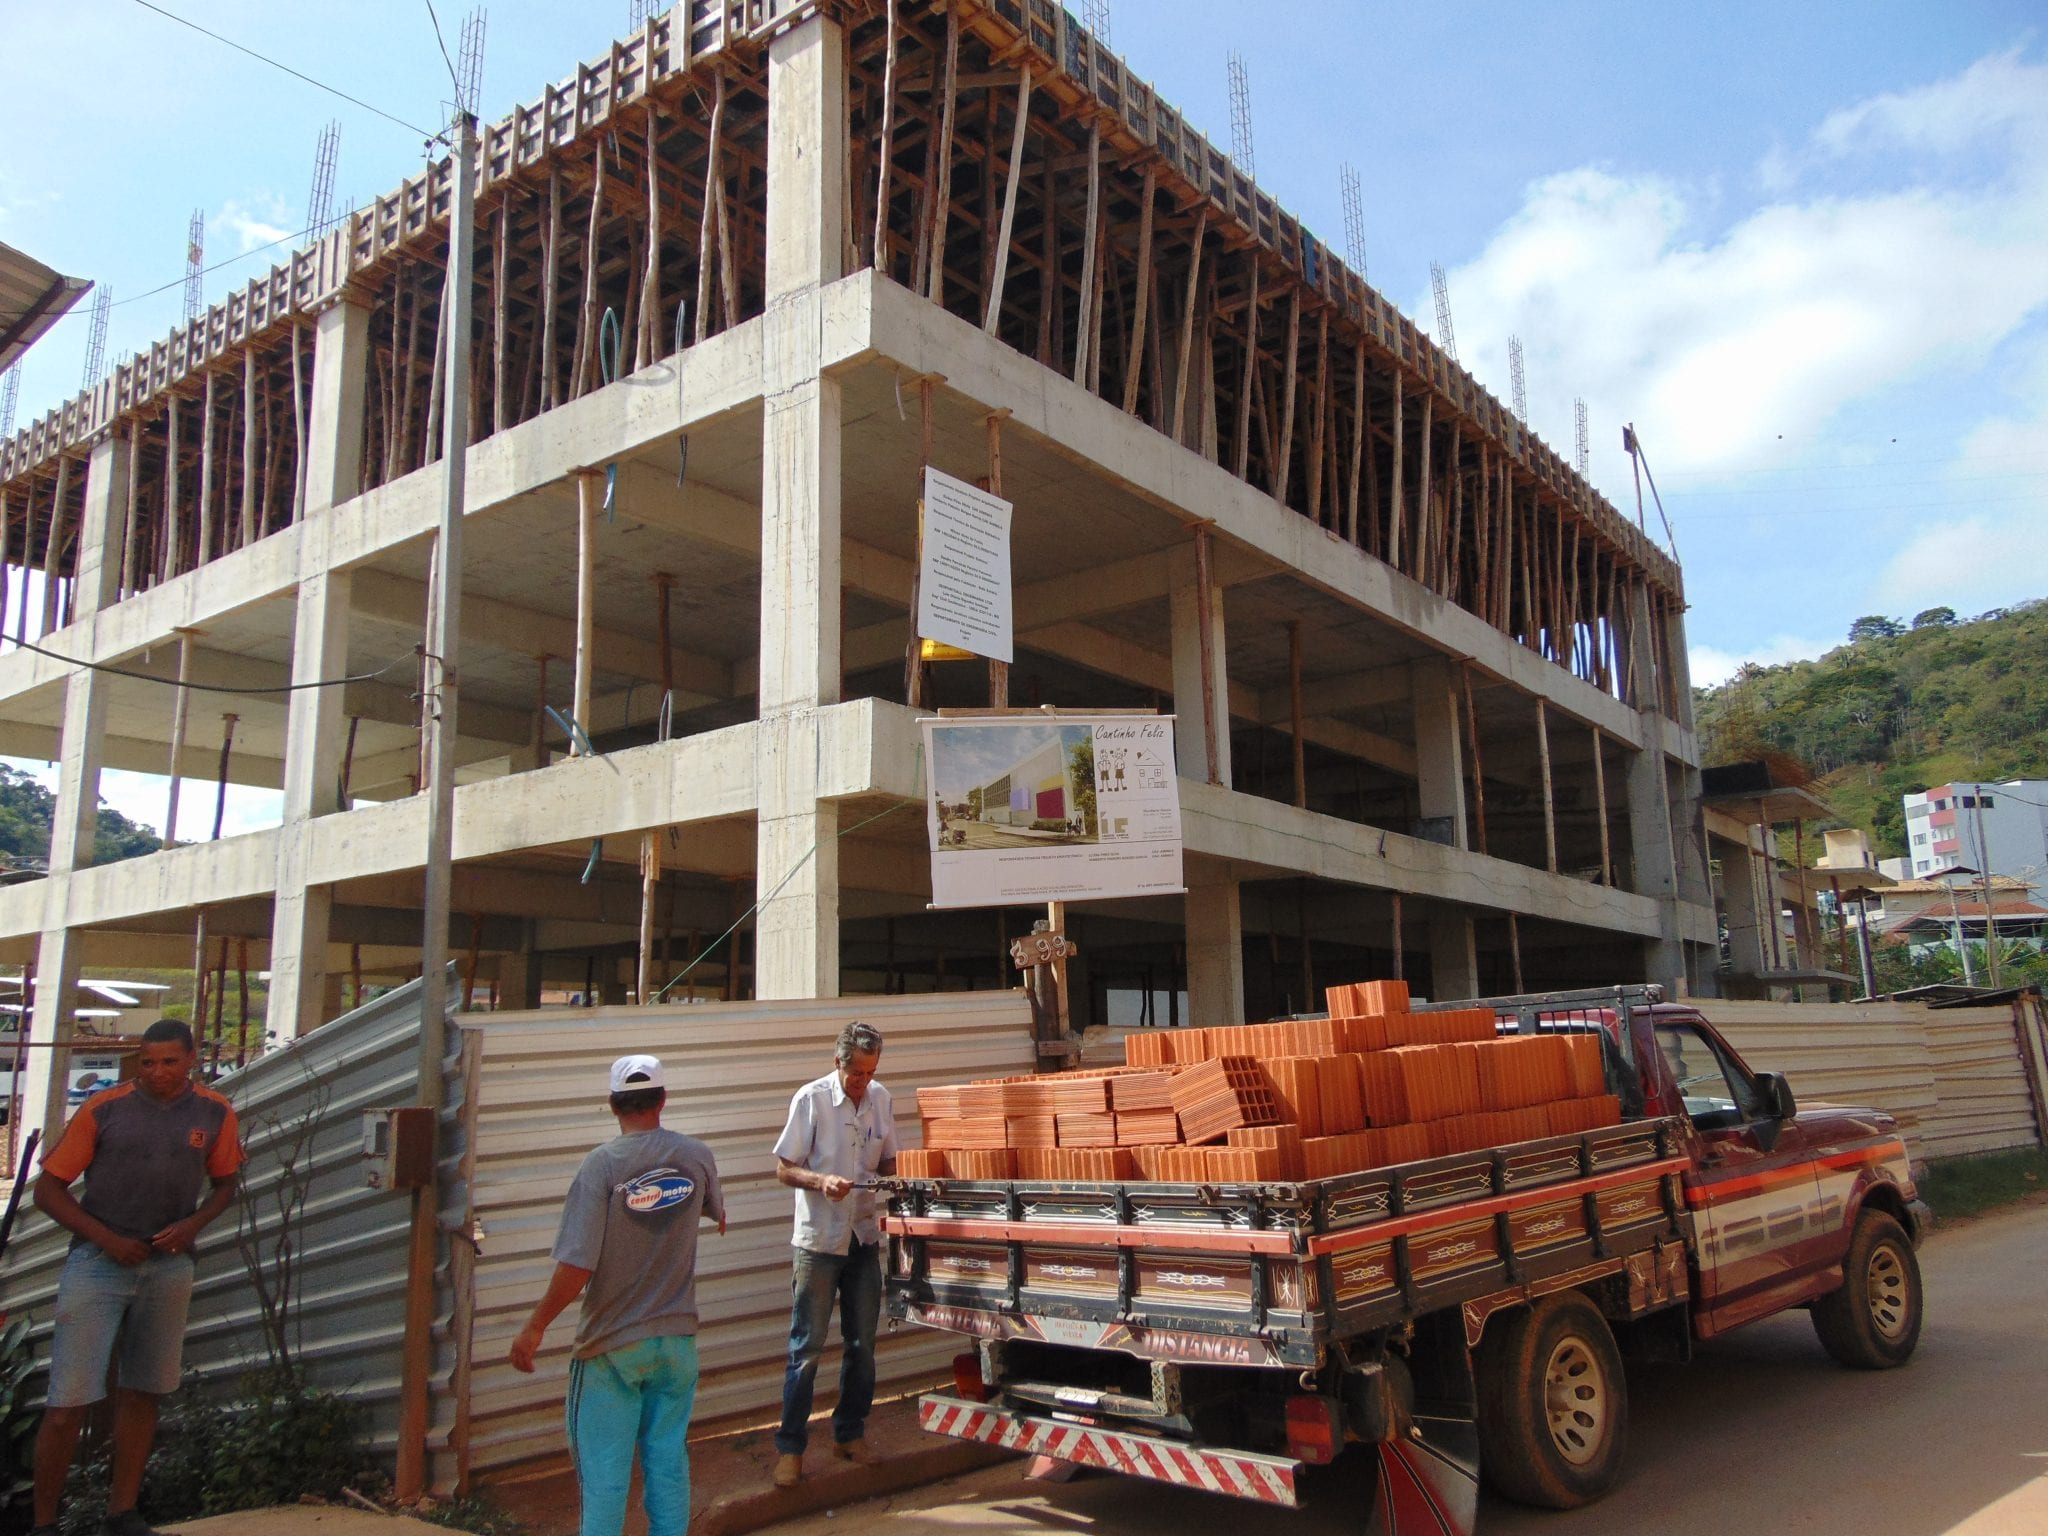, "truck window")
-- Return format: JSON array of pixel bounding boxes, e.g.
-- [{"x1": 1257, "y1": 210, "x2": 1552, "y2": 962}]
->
[{"x1": 1654, "y1": 1020, "x2": 1762, "y2": 1130}]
